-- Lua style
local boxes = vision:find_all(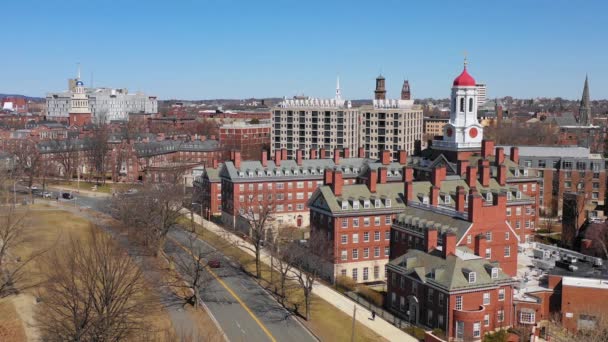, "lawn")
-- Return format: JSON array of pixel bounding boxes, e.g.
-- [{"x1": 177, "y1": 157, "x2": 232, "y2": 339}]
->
[
  {"x1": 3, "y1": 205, "x2": 177, "y2": 341},
  {"x1": 0, "y1": 298, "x2": 27, "y2": 342},
  {"x1": 182, "y1": 218, "x2": 386, "y2": 342},
  {"x1": 46, "y1": 179, "x2": 133, "y2": 194}
]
